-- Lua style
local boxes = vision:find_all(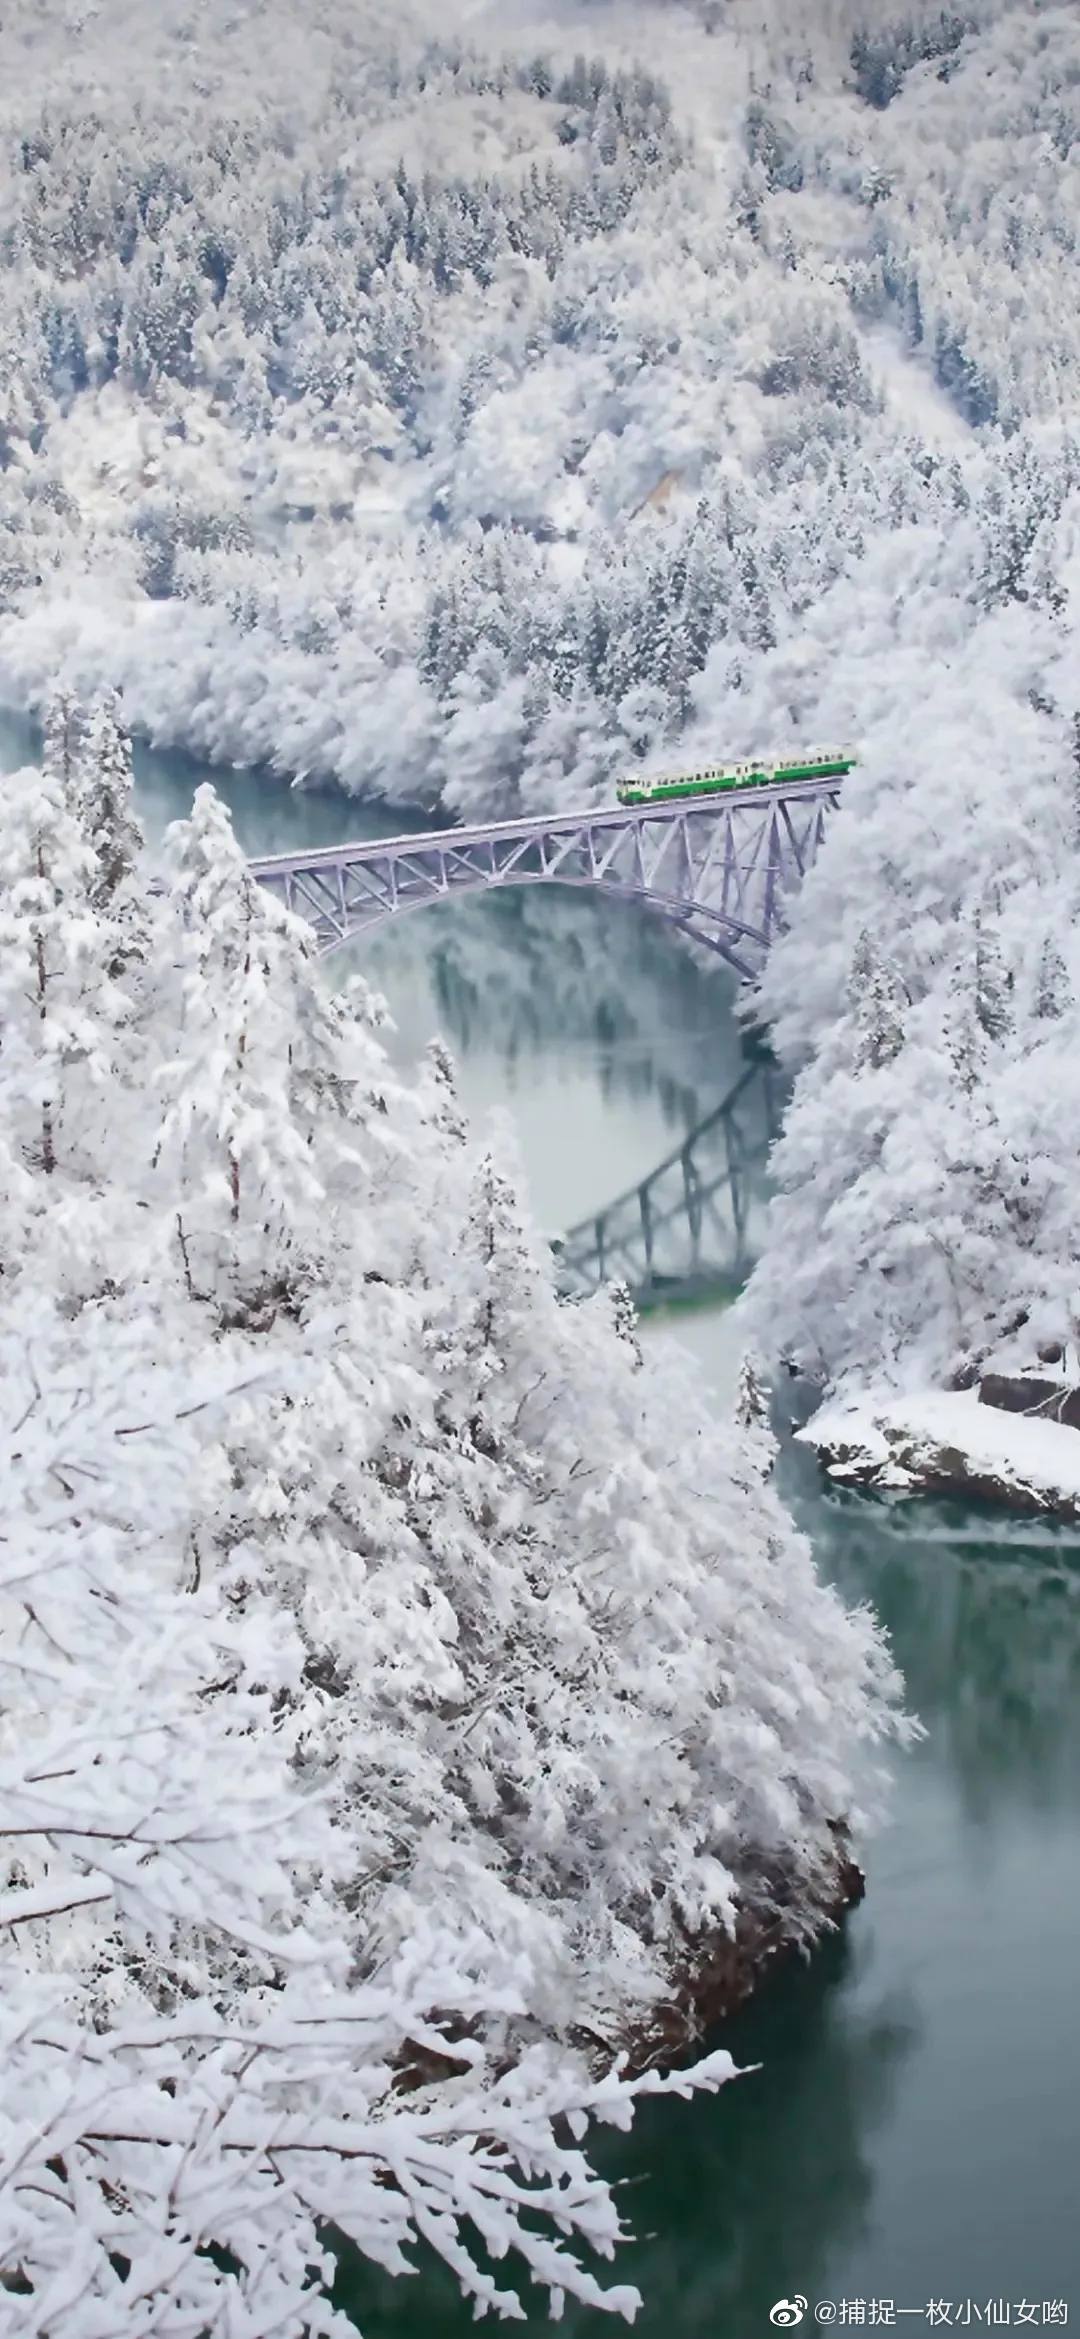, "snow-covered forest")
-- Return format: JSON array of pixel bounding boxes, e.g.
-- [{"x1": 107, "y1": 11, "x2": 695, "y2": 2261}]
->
[
  {"x1": 0, "y1": 700, "x2": 907, "y2": 2329},
  {"x1": 0, "y1": 0, "x2": 1076, "y2": 822},
  {"x1": 738, "y1": 0, "x2": 1080, "y2": 1403},
  {"x1": 4, "y1": 0, "x2": 1080, "y2": 2306},
  {"x1": 3, "y1": 0, "x2": 1080, "y2": 1414}
]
